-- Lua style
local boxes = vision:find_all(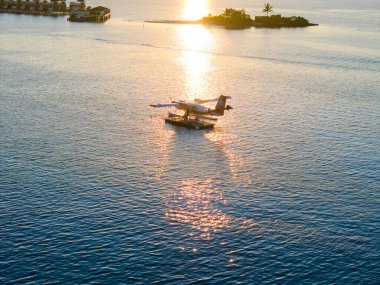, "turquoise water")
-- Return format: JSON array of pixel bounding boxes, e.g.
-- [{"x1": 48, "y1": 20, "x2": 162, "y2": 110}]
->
[{"x1": 1, "y1": 0, "x2": 380, "y2": 284}]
